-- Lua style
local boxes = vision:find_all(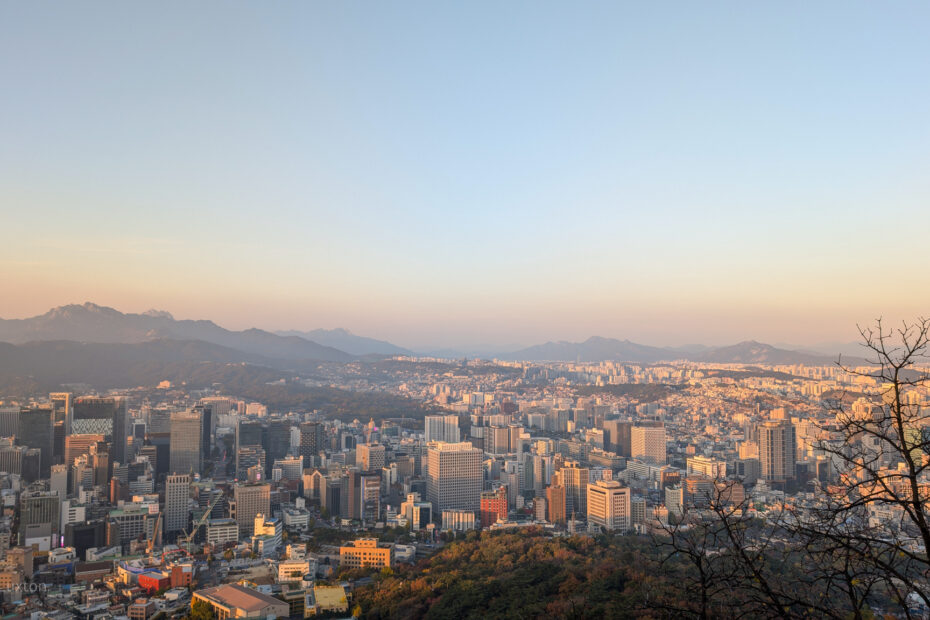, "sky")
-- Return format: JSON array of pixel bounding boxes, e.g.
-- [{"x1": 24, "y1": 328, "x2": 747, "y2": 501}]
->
[{"x1": 1, "y1": 2, "x2": 929, "y2": 350}]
